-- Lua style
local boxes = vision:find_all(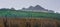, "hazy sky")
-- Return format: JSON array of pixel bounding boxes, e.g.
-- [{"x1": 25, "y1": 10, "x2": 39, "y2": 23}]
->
[{"x1": 0, "y1": 0, "x2": 60, "y2": 13}]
